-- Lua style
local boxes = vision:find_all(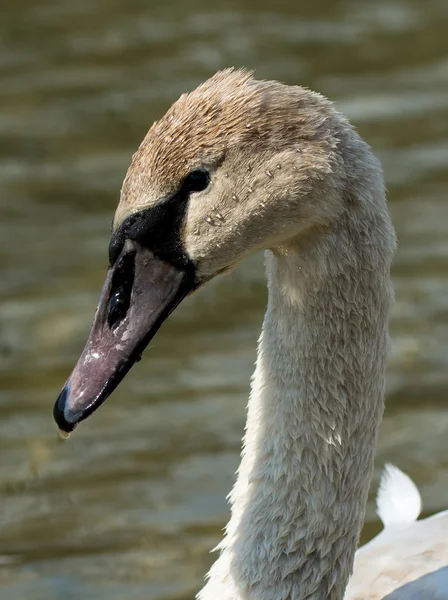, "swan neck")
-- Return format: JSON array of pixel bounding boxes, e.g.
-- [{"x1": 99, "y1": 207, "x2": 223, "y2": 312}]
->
[{"x1": 200, "y1": 213, "x2": 395, "y2": 600}]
